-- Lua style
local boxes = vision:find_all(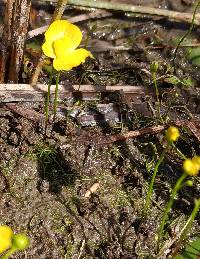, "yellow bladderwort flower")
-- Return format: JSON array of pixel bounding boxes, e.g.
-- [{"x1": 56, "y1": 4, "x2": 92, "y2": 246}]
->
[
  {"x1": 0, "y1": 225, "x2": 13, "y2": 254},
  {"x1": 165, "y1": 126, "x2": 180, "y2": 143},
  {"x1": 183, "y1": 158, "x2": 200, "y2": 176},
  {"x1": 42, "y1": 20, "x2": 93, "y2": 71}
]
